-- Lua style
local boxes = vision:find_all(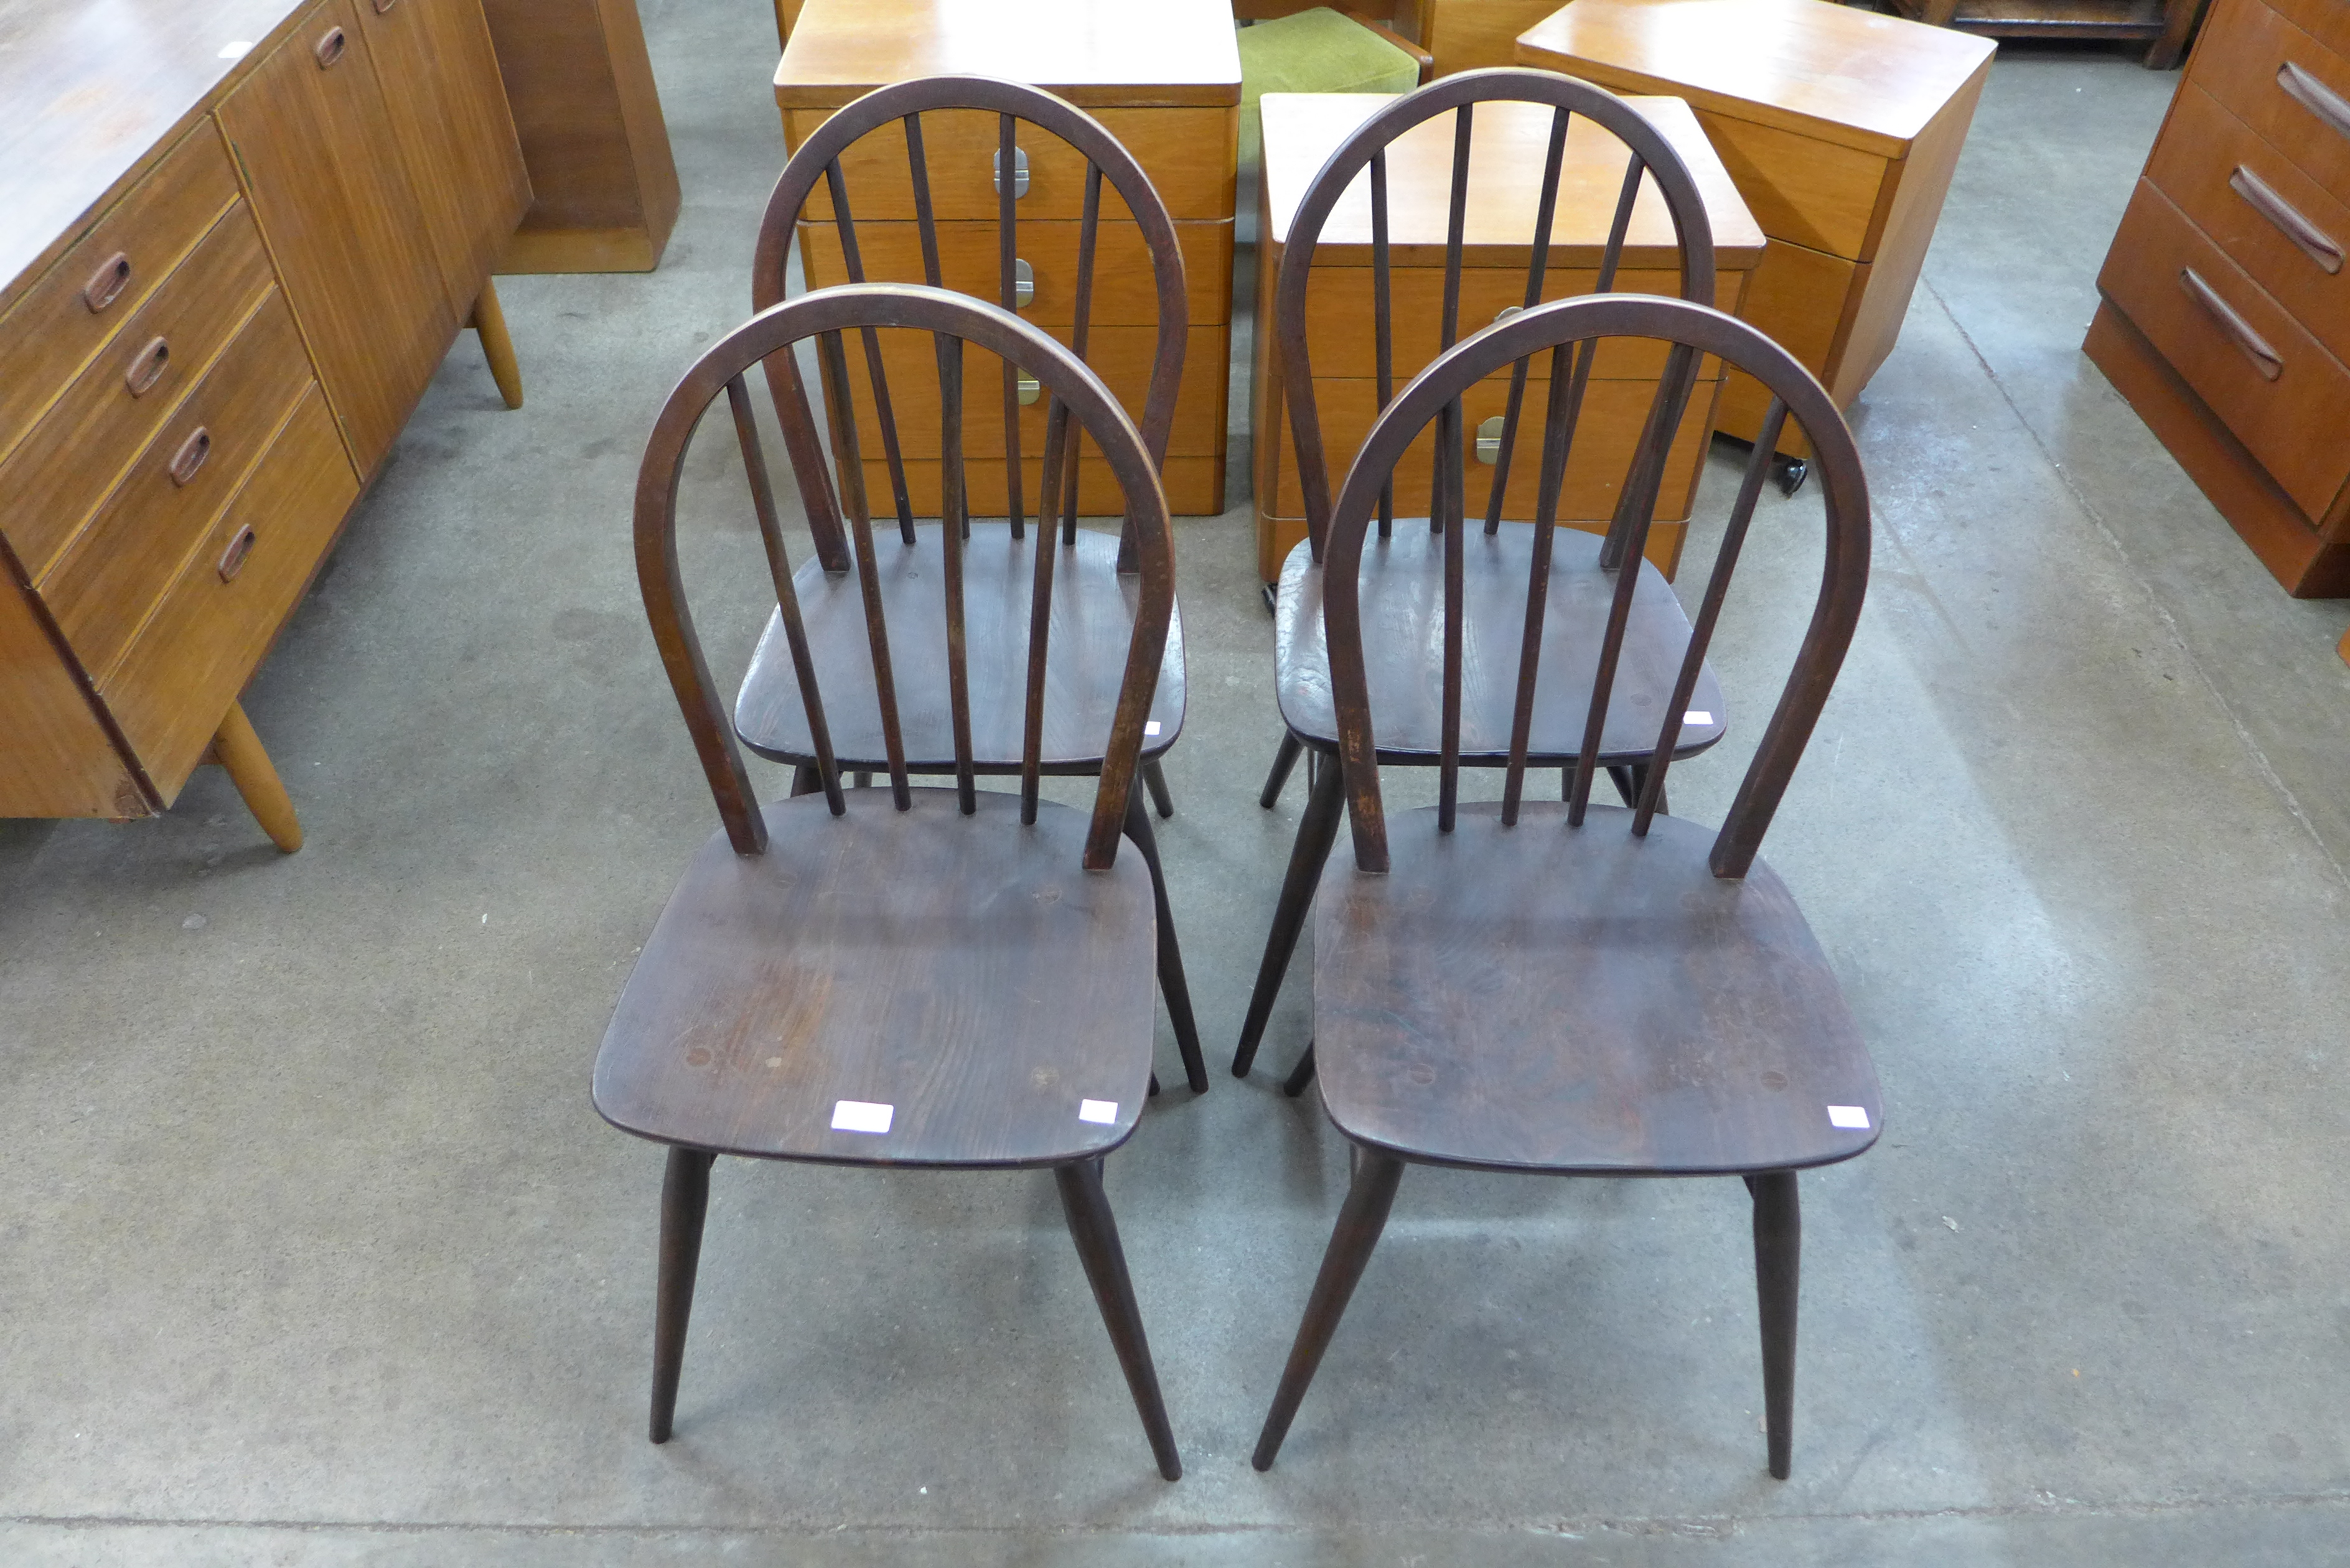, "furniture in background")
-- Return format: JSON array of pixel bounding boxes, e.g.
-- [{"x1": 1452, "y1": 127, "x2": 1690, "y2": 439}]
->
[
  {"x1": 0, "y1": 0, "x2": 528, "y2": 846},
  {"x1": 1884, "y1": 0, "x2": 2204, "y2": 70},
  {"x1": 744, "y1": 77, "x2": 1209, "y2": 1094},
  {"x1": 1236, "y1": 9, "x2": 1433, "y2": 176},
  {"x1": 774, "y1": 0, "x2": 1242, "y2": 516},
  {"x1": 480, "y1": 0, "x2": 680, "y2": 272},
  {"x1": 1247, "y1": 291, "x2": 1879, "y2": 1482},
  {"x1": 1249, "y1": 88, "x2": 1764, "y2": 584},
  {"x1": 1235, "y1": 73, "x2": 1743, "y2": 1085},
  {"x1": 597, "y1": 284, "x2": 1182, "y2": 1478},
  {"x1": 1421, "y1": 0, "x2": 1580, "y2": 74},
  {"x1": 2086, "y1": 0, "x2": 2350, "y2": 597},
  {"x1": 1519, "y1": 0, "x2": 1992, "y2": 465}
]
